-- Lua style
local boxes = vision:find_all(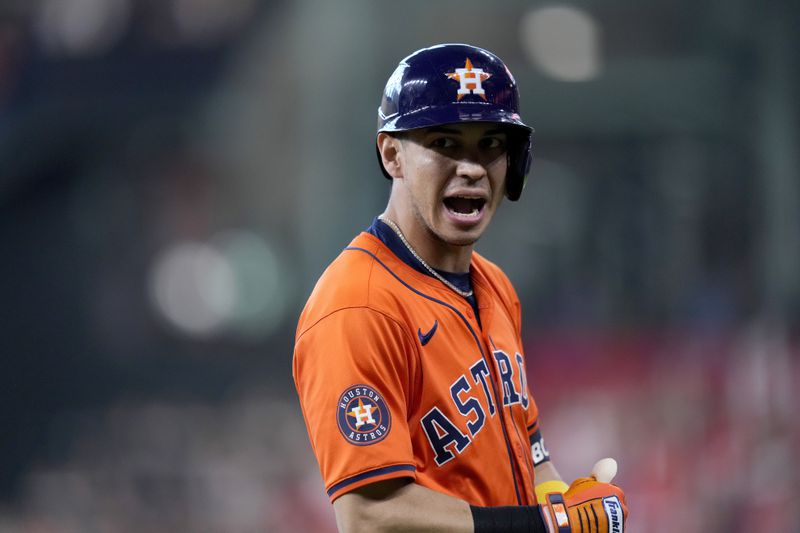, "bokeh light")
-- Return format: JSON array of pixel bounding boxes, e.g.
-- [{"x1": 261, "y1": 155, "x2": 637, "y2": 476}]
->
[
  {"x1": 215, "y1": 229, "x2": 292, "y2": 340},
  {"x1": 520, "y1": 5, "x2": 602, "y2": 82},
  {"x1": 169, "y1": 0, "x2": 257, "y2": 45},
  {"x1": 149, "y1": 241, "x2": 236, "y2": 337},
  {"x1": 148, "y1": 231, "x2": 292, "y2": 340},
  {"x1": 34, "y1": 0, "x2": 130, "y2": 57}
]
